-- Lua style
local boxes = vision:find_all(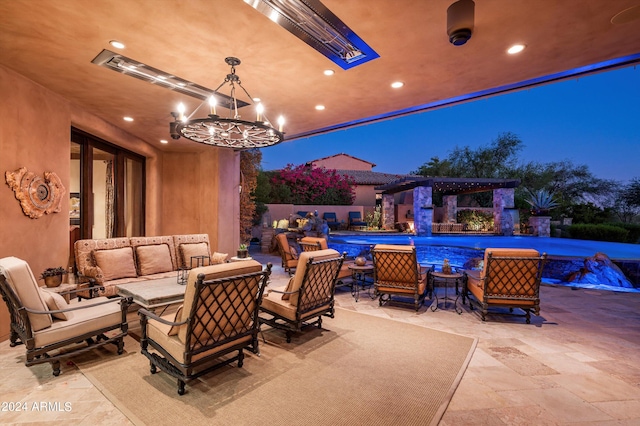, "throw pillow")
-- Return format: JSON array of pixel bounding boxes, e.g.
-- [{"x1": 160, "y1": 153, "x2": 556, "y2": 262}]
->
[
  {"x1": 179, "y1": 242, "x2": 210, "y2": 268},
  {"x1": 168, "y1": 305, "x2": 183, "y2": 336},
  {"x1": 136, "y1": 244, "x2": 173, "y2": 275},
  {"x1": 281, "y1": 276, "x2": 295, "y2": 301},
  {"x1": 210, "y1": 252, "x2": 228, "y2": 264},
  {"x1": 39, "y1": 289, "x2": 71, "y2": 320},
  {"x1": 93, "y1": 247, "x2": 138, "y2": 281}
]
